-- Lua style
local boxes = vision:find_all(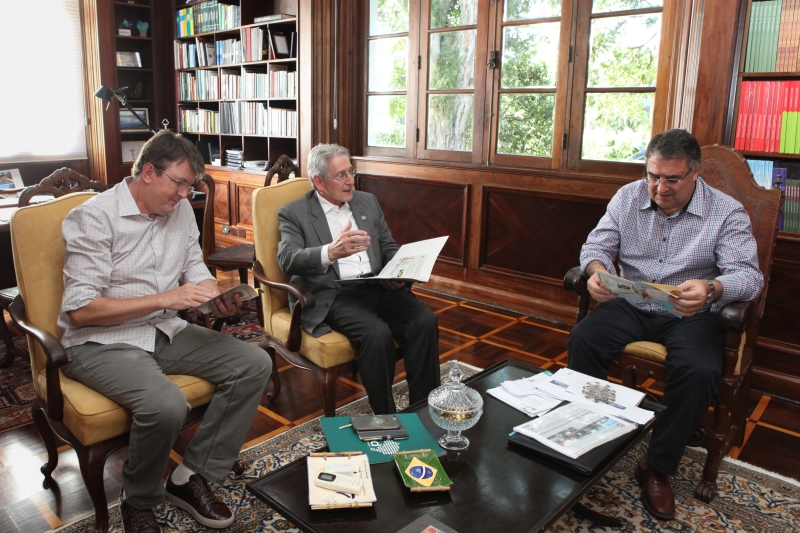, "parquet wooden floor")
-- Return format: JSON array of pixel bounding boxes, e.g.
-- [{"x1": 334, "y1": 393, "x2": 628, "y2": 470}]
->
[{"x1": 0, "y1": 271, "x2": 798, "y2": 532}]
